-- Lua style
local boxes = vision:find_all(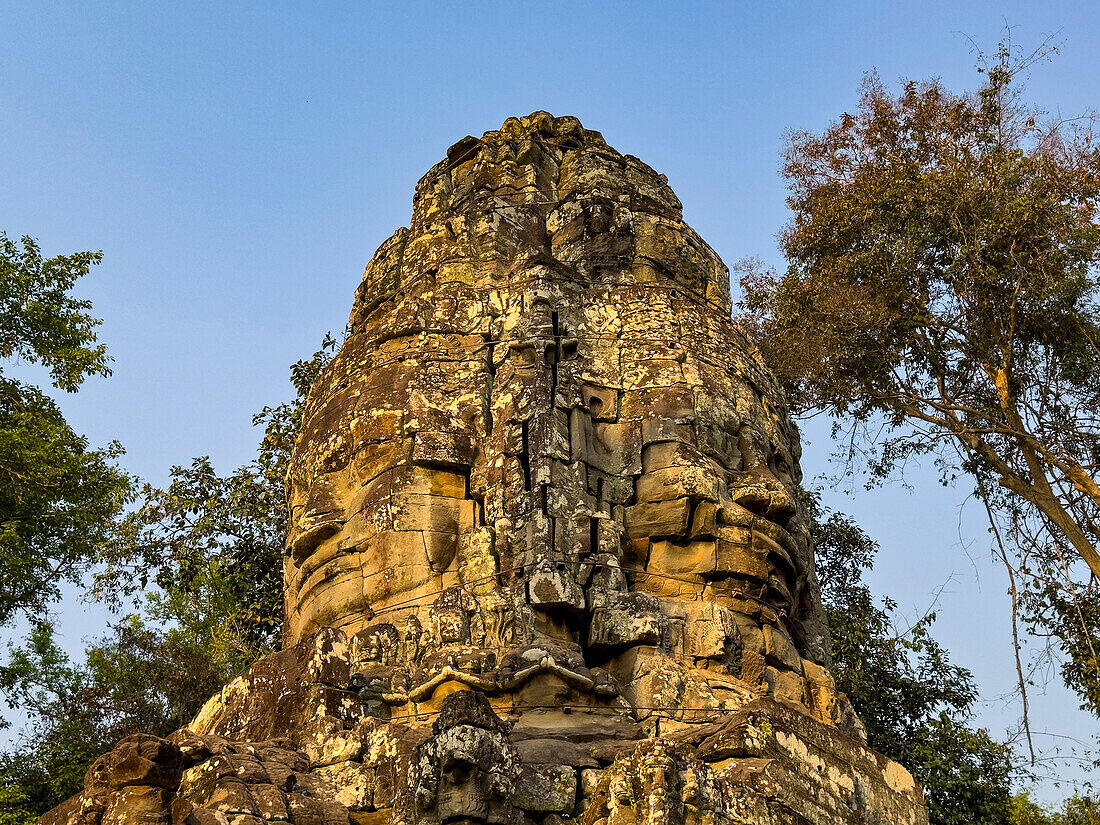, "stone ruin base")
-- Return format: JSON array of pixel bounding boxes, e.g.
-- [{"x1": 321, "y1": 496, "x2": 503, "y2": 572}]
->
[{"x1": 43, "y1": 629, "x2": 926, "y2": 825}]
